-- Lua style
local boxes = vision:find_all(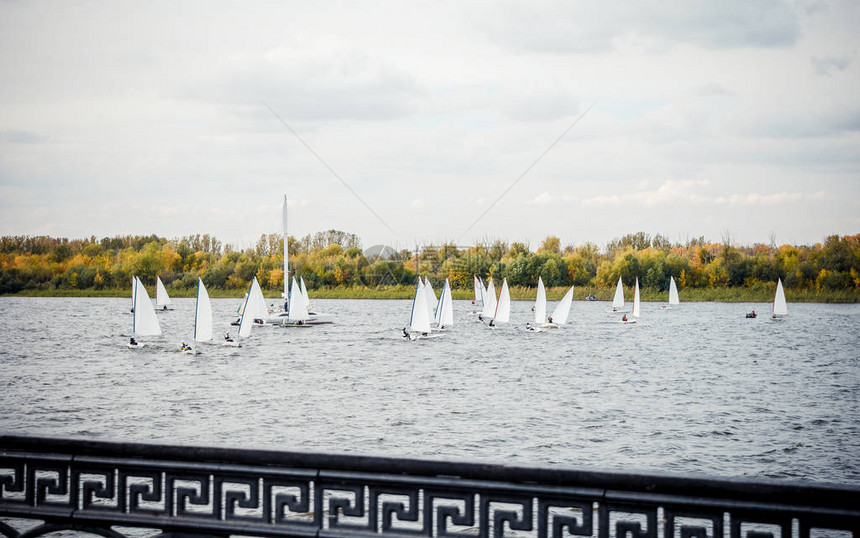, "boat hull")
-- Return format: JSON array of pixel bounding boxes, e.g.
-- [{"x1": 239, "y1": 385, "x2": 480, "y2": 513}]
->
[{"x1": 266, "y1": 311, "x2": 334, "y2": 325}]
